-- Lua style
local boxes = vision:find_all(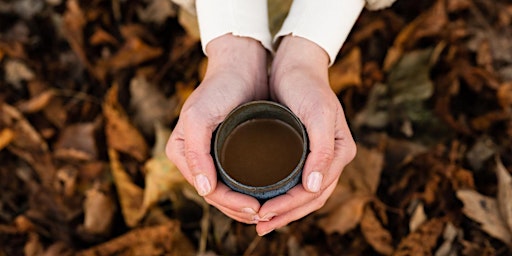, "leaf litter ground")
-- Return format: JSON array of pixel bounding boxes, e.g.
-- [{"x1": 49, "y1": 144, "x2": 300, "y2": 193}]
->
[{"x1": 1, "y1": 0, "x2": 512, "y2": 255}]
